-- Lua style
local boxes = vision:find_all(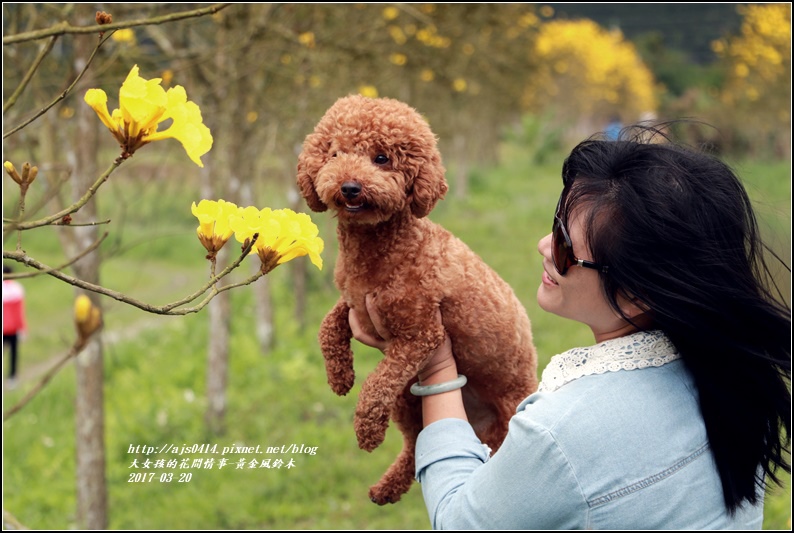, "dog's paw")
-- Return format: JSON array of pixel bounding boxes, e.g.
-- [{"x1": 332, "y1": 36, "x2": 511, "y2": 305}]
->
[
  {"x1": 355, "y1": 419, "x2": 387, "y2": 452},
  {"x1": 324, "y1": 361, "x2": 355, "y2": 396},
  {"x1": 369, "y1": 482, "x2": 405, "y2": 505},
  {"x1": 329, "y1": 374, "x2": 354, "y2": 396}
]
